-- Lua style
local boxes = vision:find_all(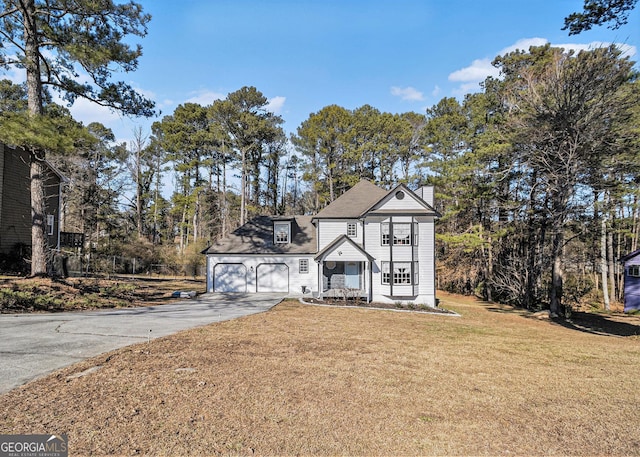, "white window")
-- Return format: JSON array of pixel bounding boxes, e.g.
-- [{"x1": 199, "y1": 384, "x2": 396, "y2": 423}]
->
[
  {"x1": 629, "y1": 265, "x2": 640, "y2": 277},
  {"x1": 381, "y1": 223, "x2": 390, "y2": 245},
  {"x1": 381, "y1": 261, "x2": 417, "y2": 285},
  {"x1": 381, "y1": 261, "x2": 390, "y2": 284},
  {"x1": 347, "y1": 222, "x2": 357, "y2": 237},
  {"x1": 393, "y1": 223, "x2": 411, "y2": 245},
  {"x1": 393, "y1": 262, "x2": 412, "y2": 284},
  {"x1": 46, "y1": 214, "x2": 55, "y2": 236},
  {"x1": 381, "y1": 222, "x2": 416, "y2": 246},
  {"x1": 274, "y1": 222, "x2": 290, "y2": 244},
  {"x1": 299, "y1": 259, "x2": 309, "y2": 274}
]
